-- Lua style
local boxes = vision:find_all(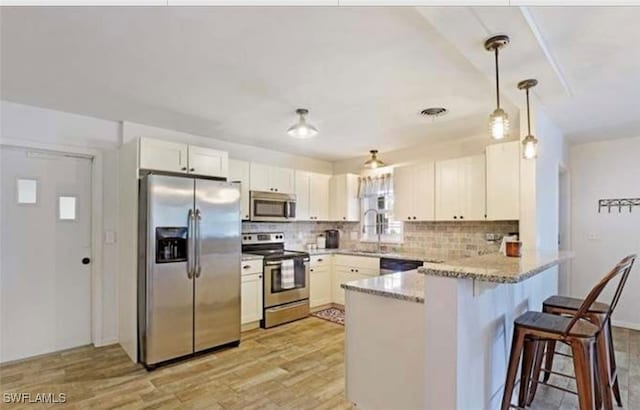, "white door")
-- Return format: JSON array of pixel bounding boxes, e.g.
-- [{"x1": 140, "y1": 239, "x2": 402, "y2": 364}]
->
[
  {"x1": 188, "y1": 145, "x2": 228, "y2": 178},
  {"x1": 295, "y1": 171, "x2": 311, "y2": 221},
  {"x1": 249, "y1": 163, "x2": 272, "y2": 192},
  {"x1": 413, "y1": 162, "x2": 436, "y2": 221},
  {"x1": 393, "y1": 165, "x2": 414, "y2": 221},
  {"x1": 229, "y1": 159, "x2": 250, "y2": 220},
  {"x1": 435, "y1": 158, "x2": 460, "y2": 221},
  {"x1": 461, "y1": 154, "x2": 486, "y2": 221},
  {"x1": 309, "y1": 174, "x2": 330, "y2": 221},
  {"x1": 139, "y1": 137, "x2": 188, "y2": 173},
  {"x1": 270, "y1": 166, "x2": 295, "y2": 194},
  {"x1": 241, "y1": 273, "x2": 263, "y2": 324},
  {"x1": 1, "y1": 147, "x2": 92, "y2": 363}
]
